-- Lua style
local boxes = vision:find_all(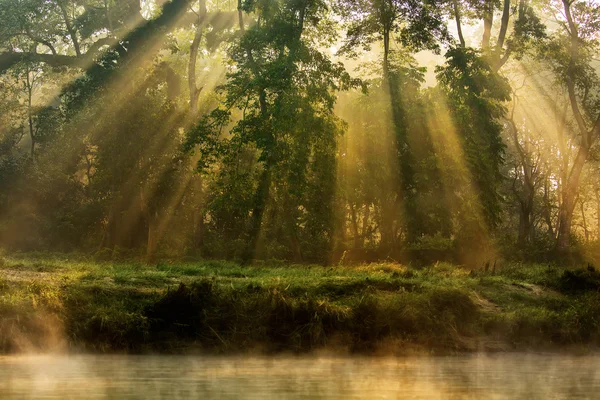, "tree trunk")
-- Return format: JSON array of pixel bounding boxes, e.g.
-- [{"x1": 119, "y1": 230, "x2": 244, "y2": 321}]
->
[
  {"x1": 139, "y1": 189, "x2": 157, "y2": 259},
  {"x1": 453, "y1": 0, "x2": 466, "y2": 47},
  {"x1": 508, "y1": 113, "x2": 536, "y2": 246},
  {"x1": 581, "y1": 200, "x2": 589, "y2": 243},
  {"x1": 237, "y1": 0, "x2": 245, "y2": 32},
  {"x1": 382, "y1": 29, "x2": 390, "y2": 78},
  {"x1": 242, "y1": 159, "x2": 273, "y2": 263},
  {"x1": 361, "y1": 203, "x2": 370, "y2": 247},
  {"x1": 543, "y1": 178, "x2": 555, "y2": 239},
  {"x1": 58, "y1": 1, "x2": 81, "y2": 56},
  {"x1": 496, "y1": 0, "x2": 511, "y2": 52},
  {"x1": 289, "y1": 228, "x2": 302, "y2": 262},
  {"x1": 25, "y1": 65, "x2": 38, "y2": 159},
  {"x1": 27, "y1": 75, "x2": 35, "y2": 159},
  {"x1": 557, "y1": 192, "x2": 576, "y2": 251},
  {"x1": 100, "y1": 206, "x2": 117, "y2": 250},
  {"x1": 193, "y1": 209, "x2": 204, "y2": 248},
  {"x1": 188, "y1": 1, "x2": 207, "y2": 113},
  {"x1": 192, "y1": 175, "x2": 205, "y2": 250},
  {"x1": 350, "y1": 203, "x2": 360, "y2": 248},
  {"x1": 596, "y1": 189, "x2": 600, "y2": 241},
  {"x1": 518, "y1": 202, "x2": 532, "y2": 246},
  {"x1": 188, "y1": 25, "x2": 203, "y2": 112},
  {"x1": 147, "y1": 212, "x2": 158, "y2": 260},
  {"x1": 557, "y1": 146, "x2": 588, "y2": 251},
  {"x1": 482, "y1": 1, "x2": 494, "y2": 50}
]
